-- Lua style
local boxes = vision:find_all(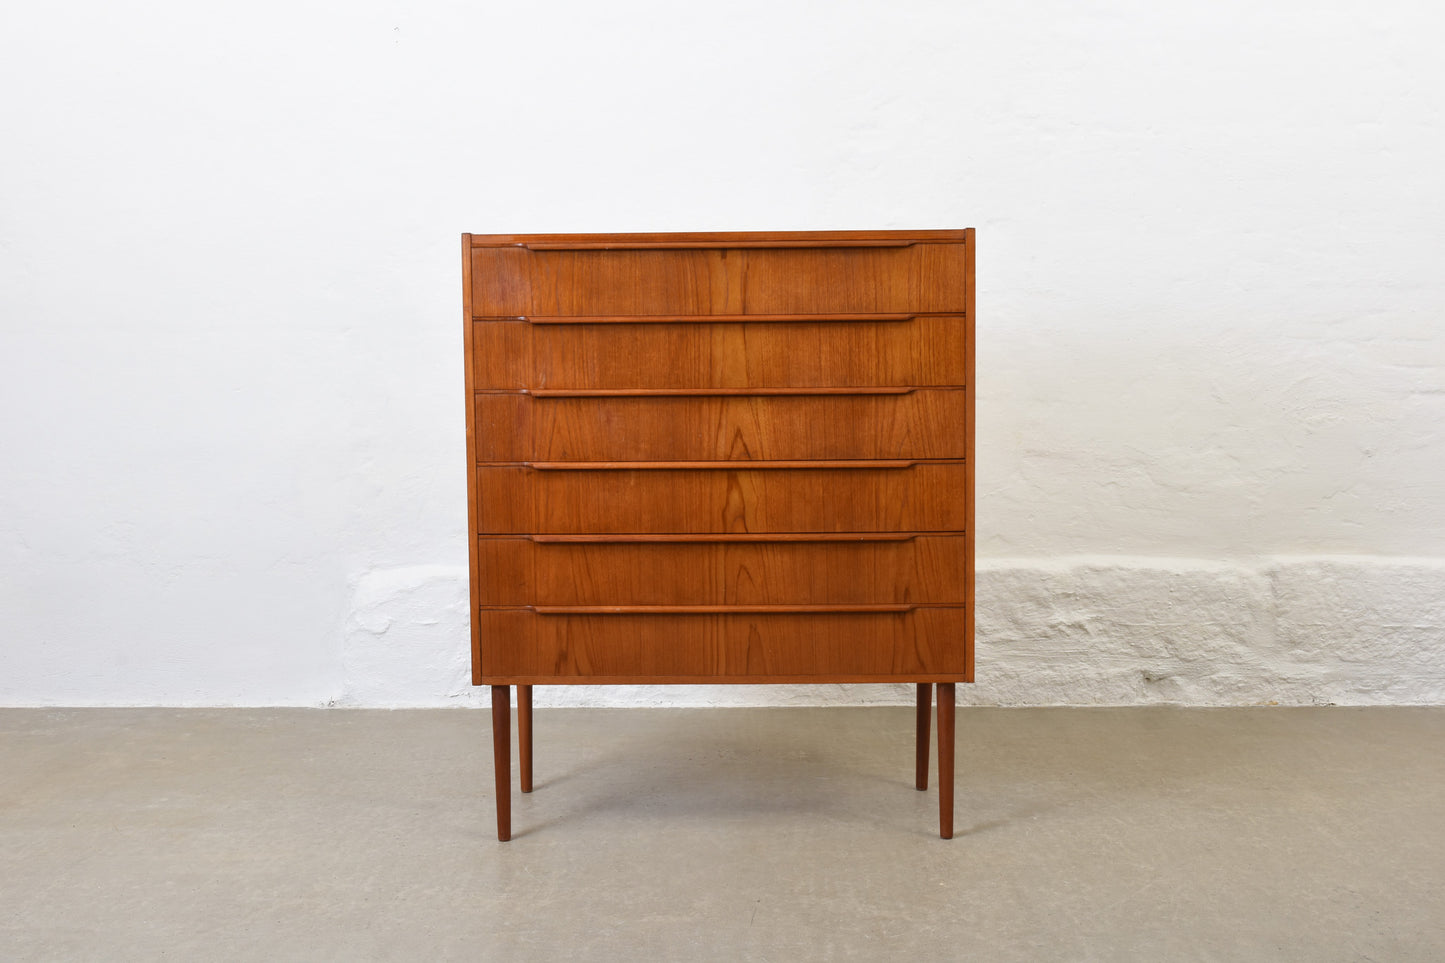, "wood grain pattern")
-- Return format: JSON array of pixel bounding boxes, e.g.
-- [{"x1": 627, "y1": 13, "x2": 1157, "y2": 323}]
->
[
  {"x1": 476, "y1": 534, "x2": 968, "y2": 606},
  {"x1": 474, "y1": 462, "x2": 968, "y2": 534},
  {"x1": 473, "y1": 389, "x2": 967, "y2": 462},
  {"x1": 471, "y1": 244, "x2": 967, "y2": 317},
  {"x1": 470, "y1": 315, "x2": 968, "y2": 390},
  {"x1": 477, "y1": 607, "x2": 971, "y2": 681}
]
